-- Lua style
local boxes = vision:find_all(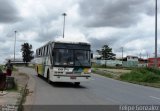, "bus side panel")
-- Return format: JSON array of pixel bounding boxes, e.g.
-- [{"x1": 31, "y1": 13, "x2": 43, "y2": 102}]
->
[
  {"x1": 37, "y1": 64, "x2": 43, "y2": 75},
  {"x1": 43, "y1": 44, "x2": 53, "y2": 78},
  {"x1": 35, "y1": 57, "x2": 44, "y2": 75}
]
